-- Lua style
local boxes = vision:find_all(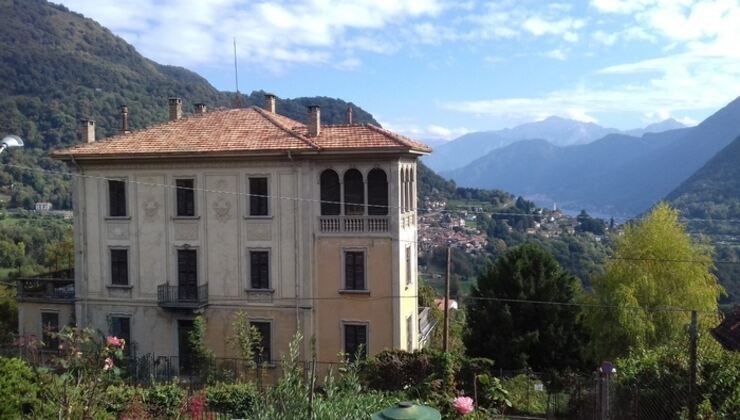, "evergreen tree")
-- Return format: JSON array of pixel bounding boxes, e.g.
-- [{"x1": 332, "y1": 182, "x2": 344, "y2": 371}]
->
[{"x1": 465, "y1": 244, "x2": 588, "y2": 373}]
